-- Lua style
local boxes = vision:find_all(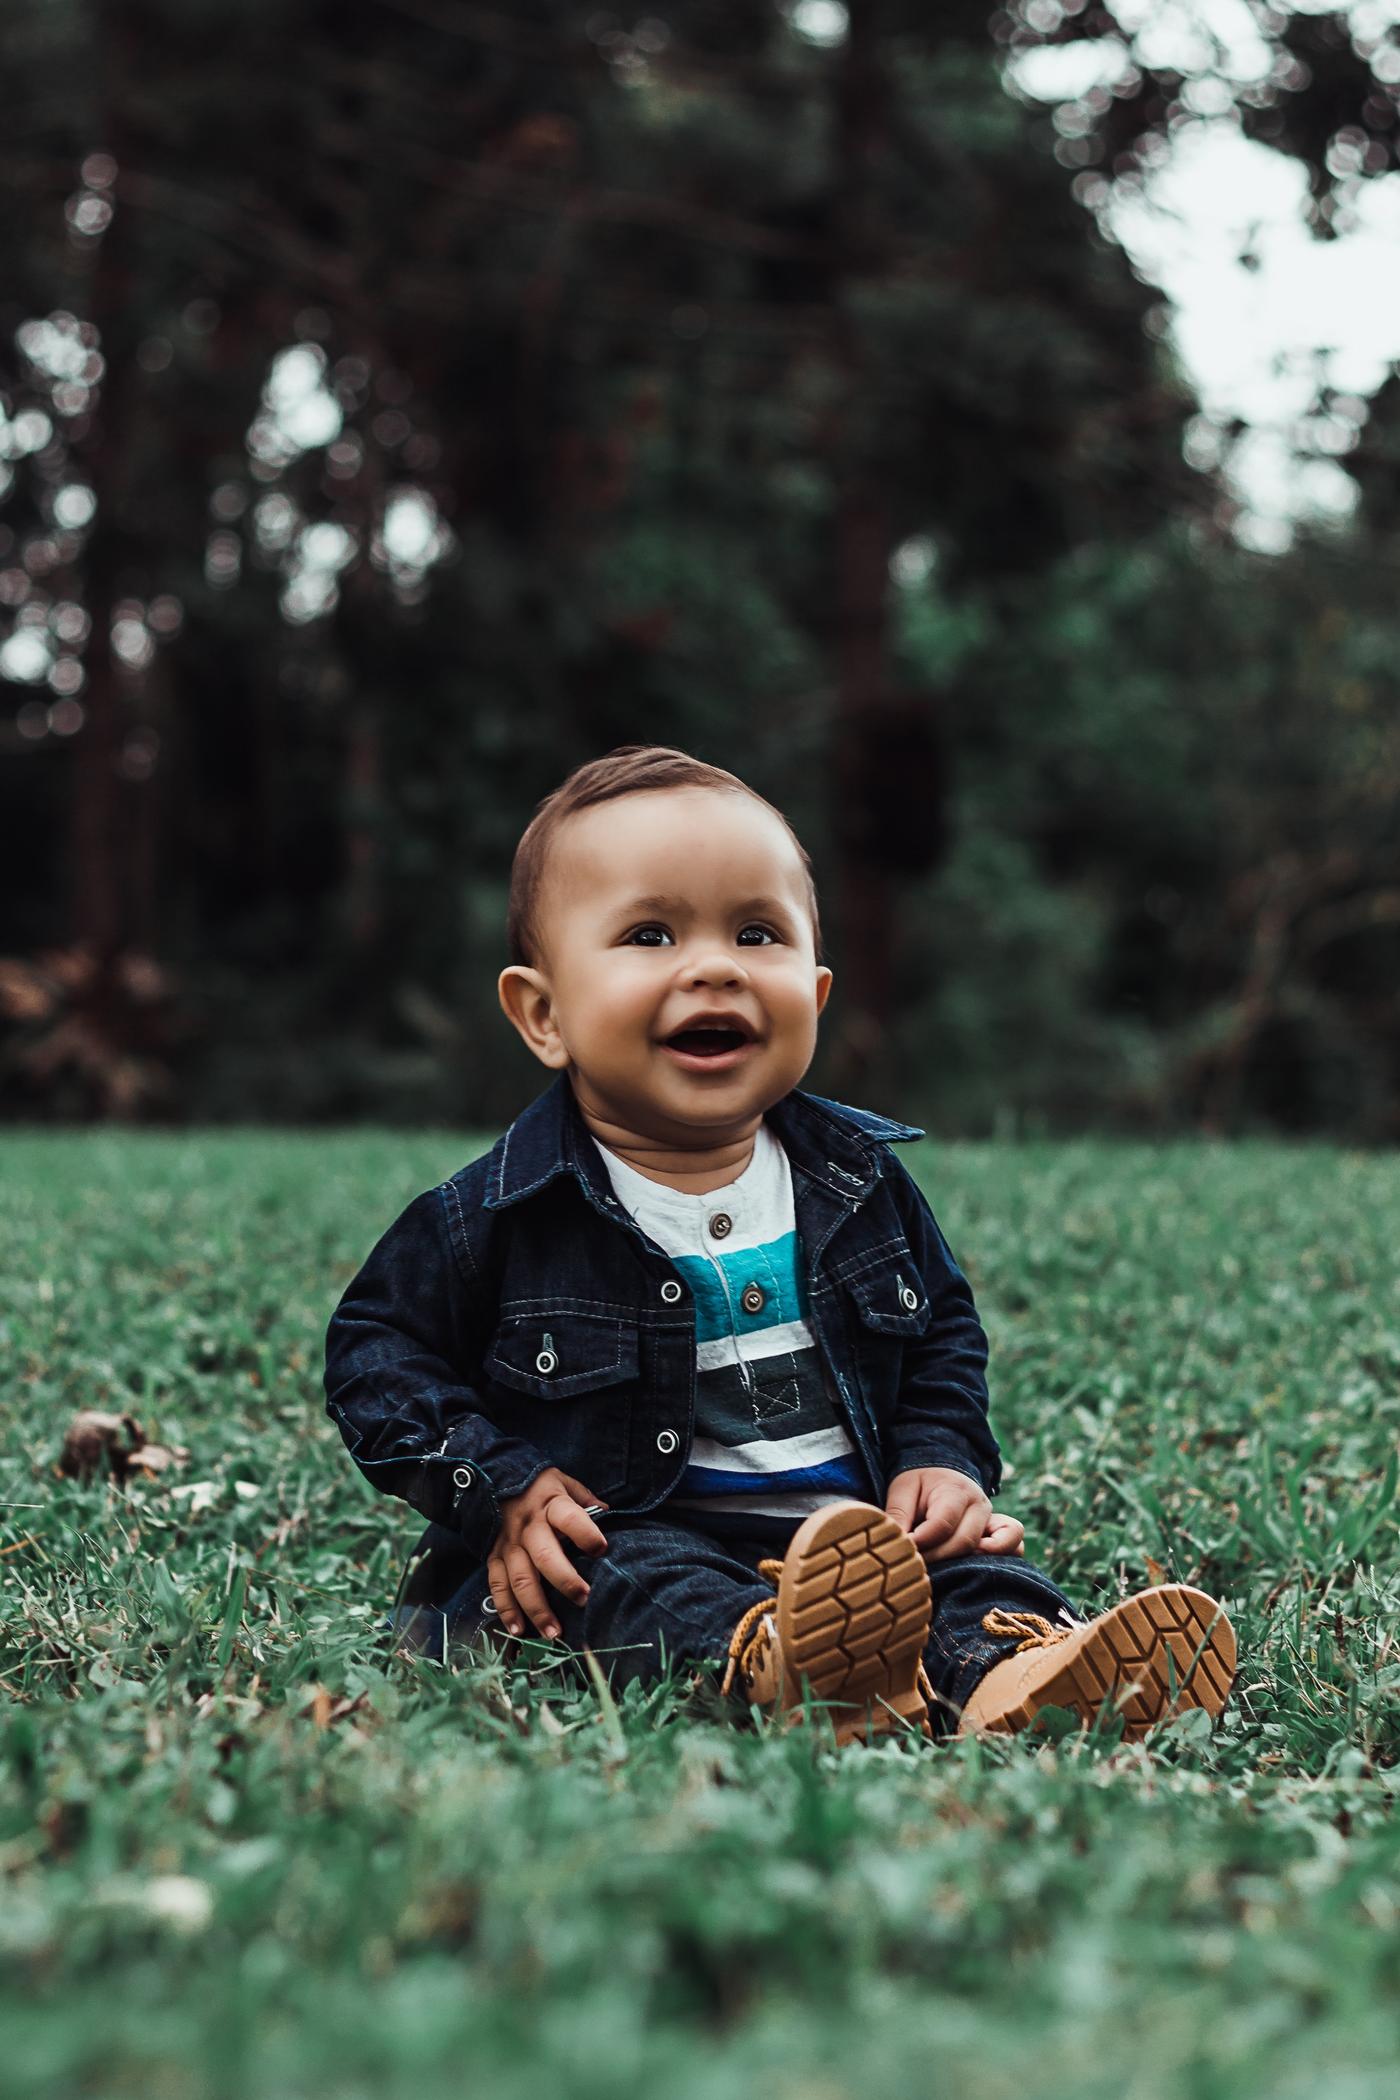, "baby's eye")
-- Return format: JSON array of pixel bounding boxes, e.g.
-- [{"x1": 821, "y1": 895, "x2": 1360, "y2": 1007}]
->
[{"x1": 623, "y1": 922, "x2": 779, "y2": 947}]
